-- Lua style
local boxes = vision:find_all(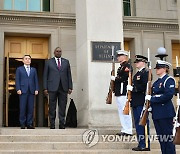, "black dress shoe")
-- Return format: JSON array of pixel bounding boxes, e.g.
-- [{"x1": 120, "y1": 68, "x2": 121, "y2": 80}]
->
[
  {"x1": 123, "y1": 133, "x2": 132, "y2": 136},
  {"x1": 116, "y1": 132, "x2": 132, "y2": 136},
  {"x1": 59, "y1": 125, "x2": 65, "y2": 129},
  {"x1": 21, "y1": 125, "x2": 25, "y2": 129},
  {"x1": 27, "y1": 125, "x2": 35, "y2": 129},
  {"x1": 50, "y1": 125, "x2": 55, "y2": 129},
  {"x1": 132, "y1": 147, "x2": 150, "y2": 151},
  {"x1": 116, "y1": 132, "x2": 124, "y2": 136}
]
